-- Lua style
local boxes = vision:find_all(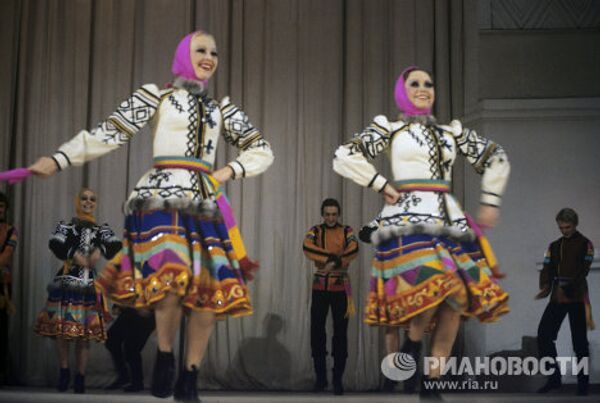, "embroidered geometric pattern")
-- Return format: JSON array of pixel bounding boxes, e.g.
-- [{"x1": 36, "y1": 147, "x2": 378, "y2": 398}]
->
[
  {"x1": 456, "y1": 128, "x2": 499, "y2": 174},
  {"x1": 200, "y1": 95, "x2": 219, "y2": 129},
  {"x1": 95, "y1": 86, "x2": 160, "y2": 145},
  {"x1": 185, "y1": 94, "x2": 199, "y2": 157},
  {"x1": 378, "y1": 212, "x2": 445, "y2": 226},
  {"x1": 133, "y1": 184, "x2": 192, "y2": 200},
  {"x1": 353, "y1": 120, "x2": 390, "y2": 160},
  {"x1": 168, "y1": 95, "x2": 184, "y2": 114},
  {"x1": 221, "y1": 102, "x2": 264, "y2": 150}
]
